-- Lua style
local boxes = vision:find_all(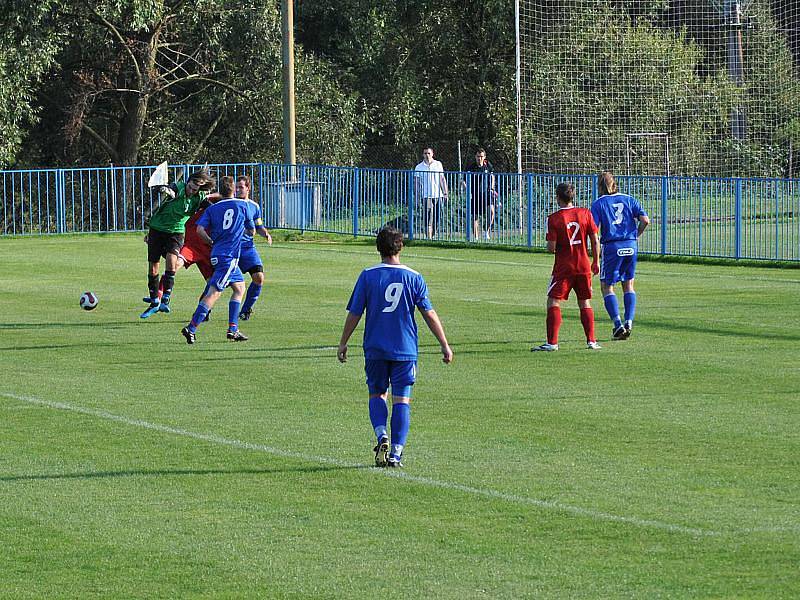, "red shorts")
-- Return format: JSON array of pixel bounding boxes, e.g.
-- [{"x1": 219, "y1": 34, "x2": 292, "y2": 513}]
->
[
  {"x1": 547, "y1": 273, "x2": 593, "y2": 301},
  {"x1": 179, "y1": 243, "x2": 214, "y2": 280}
]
